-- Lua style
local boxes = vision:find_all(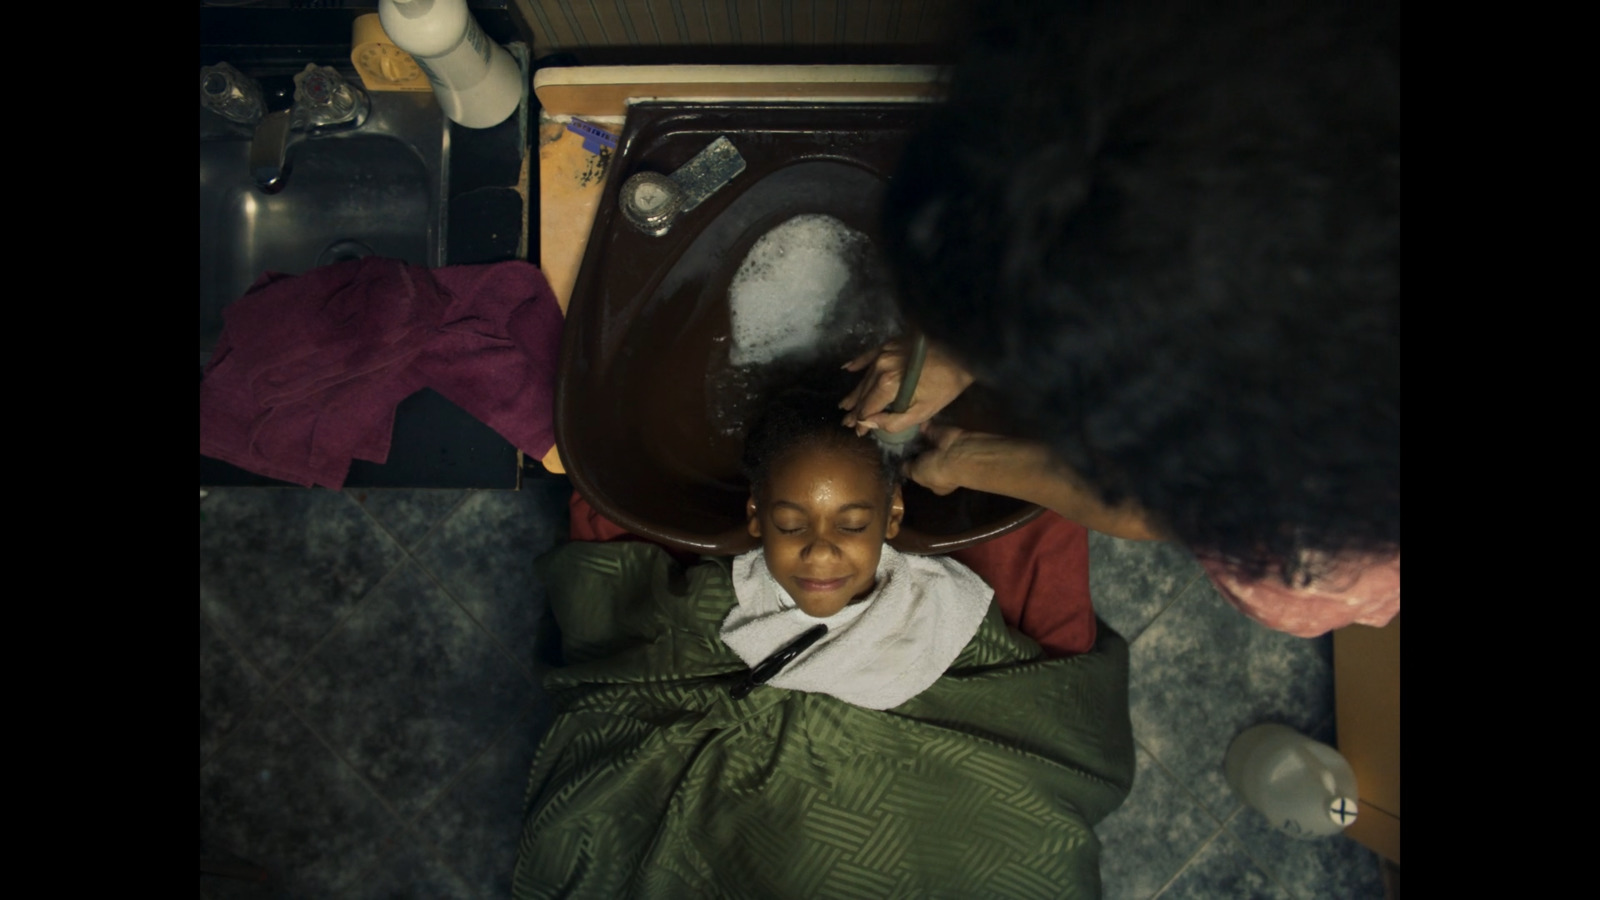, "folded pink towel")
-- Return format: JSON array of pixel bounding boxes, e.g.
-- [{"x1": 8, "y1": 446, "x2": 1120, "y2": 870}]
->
[{"x1": 200, "y1": 257, "x2": 563, "y2": 489}]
